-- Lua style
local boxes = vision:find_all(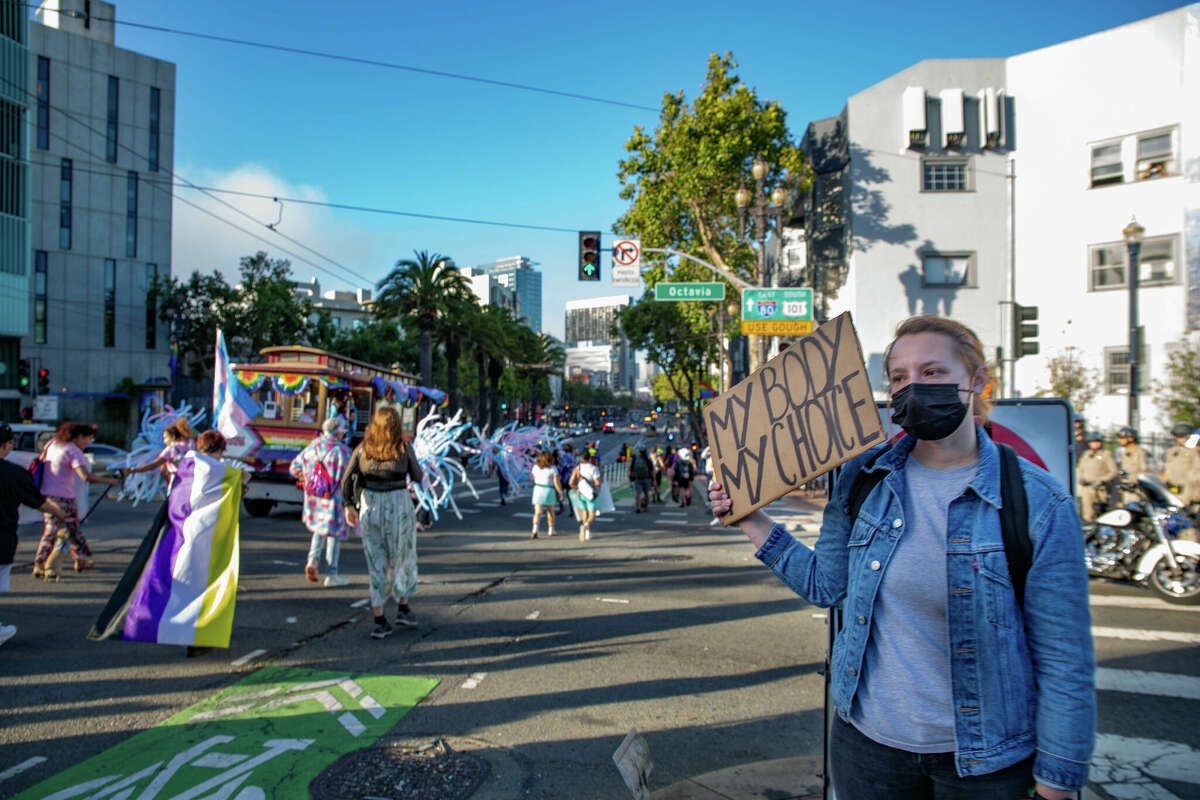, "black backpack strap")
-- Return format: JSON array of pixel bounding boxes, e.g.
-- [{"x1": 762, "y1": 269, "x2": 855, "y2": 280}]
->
[
  {"x1": 996, "y1": 443, "x2": 1033, "y2": 609},
  {"x1": 847, "y1": 446, "x2": 891, "y2": 522}
]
